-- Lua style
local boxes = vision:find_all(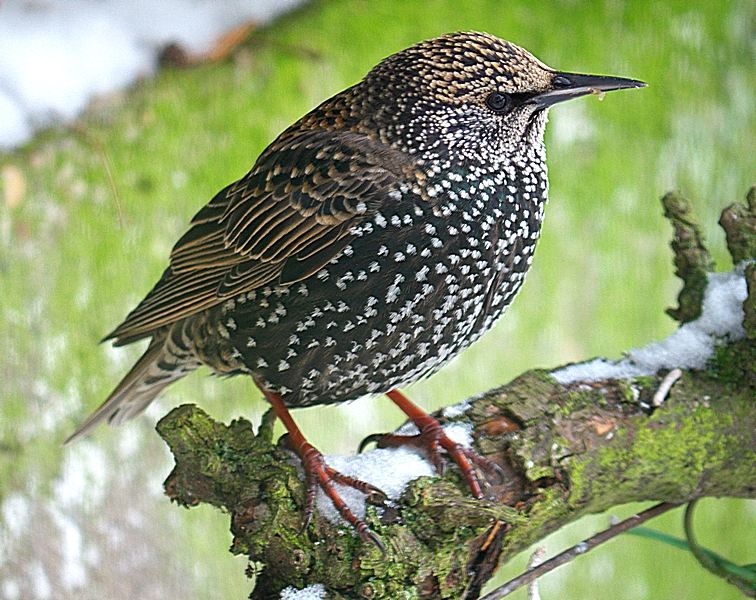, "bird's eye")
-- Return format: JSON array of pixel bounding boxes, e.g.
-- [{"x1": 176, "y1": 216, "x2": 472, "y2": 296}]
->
[{"x1": 486, "y1": 91, "x2": 512, "y2": 113}]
